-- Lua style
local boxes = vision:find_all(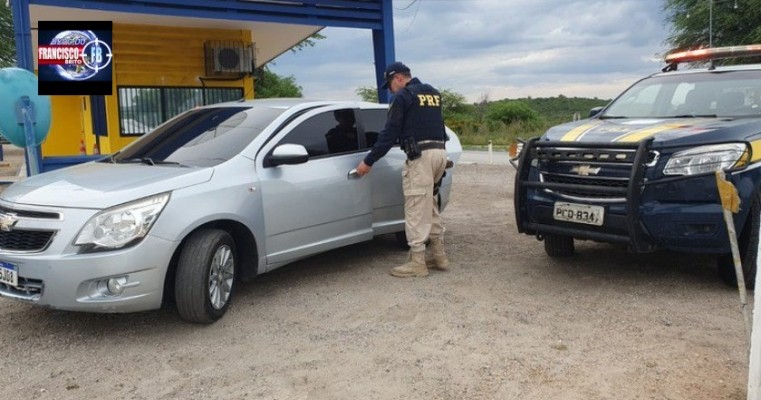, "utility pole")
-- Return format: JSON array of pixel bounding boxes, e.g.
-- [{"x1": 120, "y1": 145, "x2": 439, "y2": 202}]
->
[{"x1": 709, "y1": 0, "x2": 739, "y2": 48}]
